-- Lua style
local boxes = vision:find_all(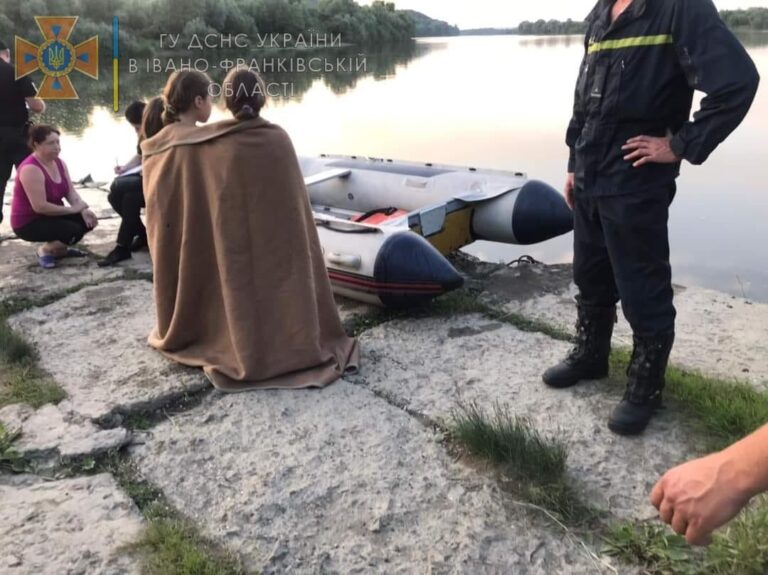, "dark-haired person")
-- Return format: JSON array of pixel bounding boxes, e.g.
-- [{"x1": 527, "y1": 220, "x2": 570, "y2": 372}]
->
[
  {"x1": 0, "y1": 38, "x2": 46, "y2": 224},
  {"x1": 141, "y1": 68, "x2": 358, "y2": 390},
  {"x1": 543, "y1": 0, "x2": 760, "y2": 435},
  {"x1": 10, "y1": 125, "x2": 98, "y2": 268},
  {"x1": 112, "y1": 100, "x2": 146, "y2": 177},
  {"x1": 99, "y1": 98, "x2": 164, "y2": 266}
]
